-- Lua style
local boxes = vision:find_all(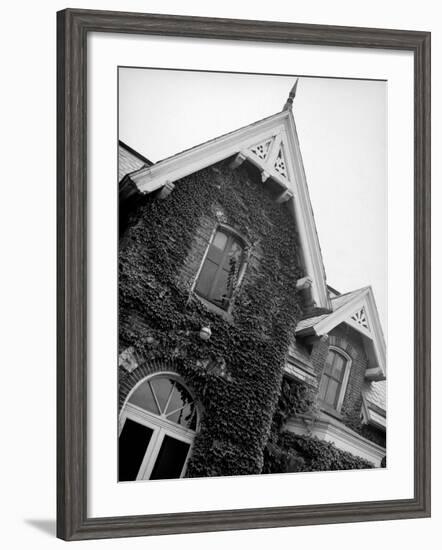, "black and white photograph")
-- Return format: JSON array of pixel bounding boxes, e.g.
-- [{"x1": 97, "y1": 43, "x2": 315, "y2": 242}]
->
[
  {"x1": 117, "y1": 68, "x2": 387, "y2": 483},
  {"x1": 0, "y1": 0, "x2": 436, "y2": 546}
]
